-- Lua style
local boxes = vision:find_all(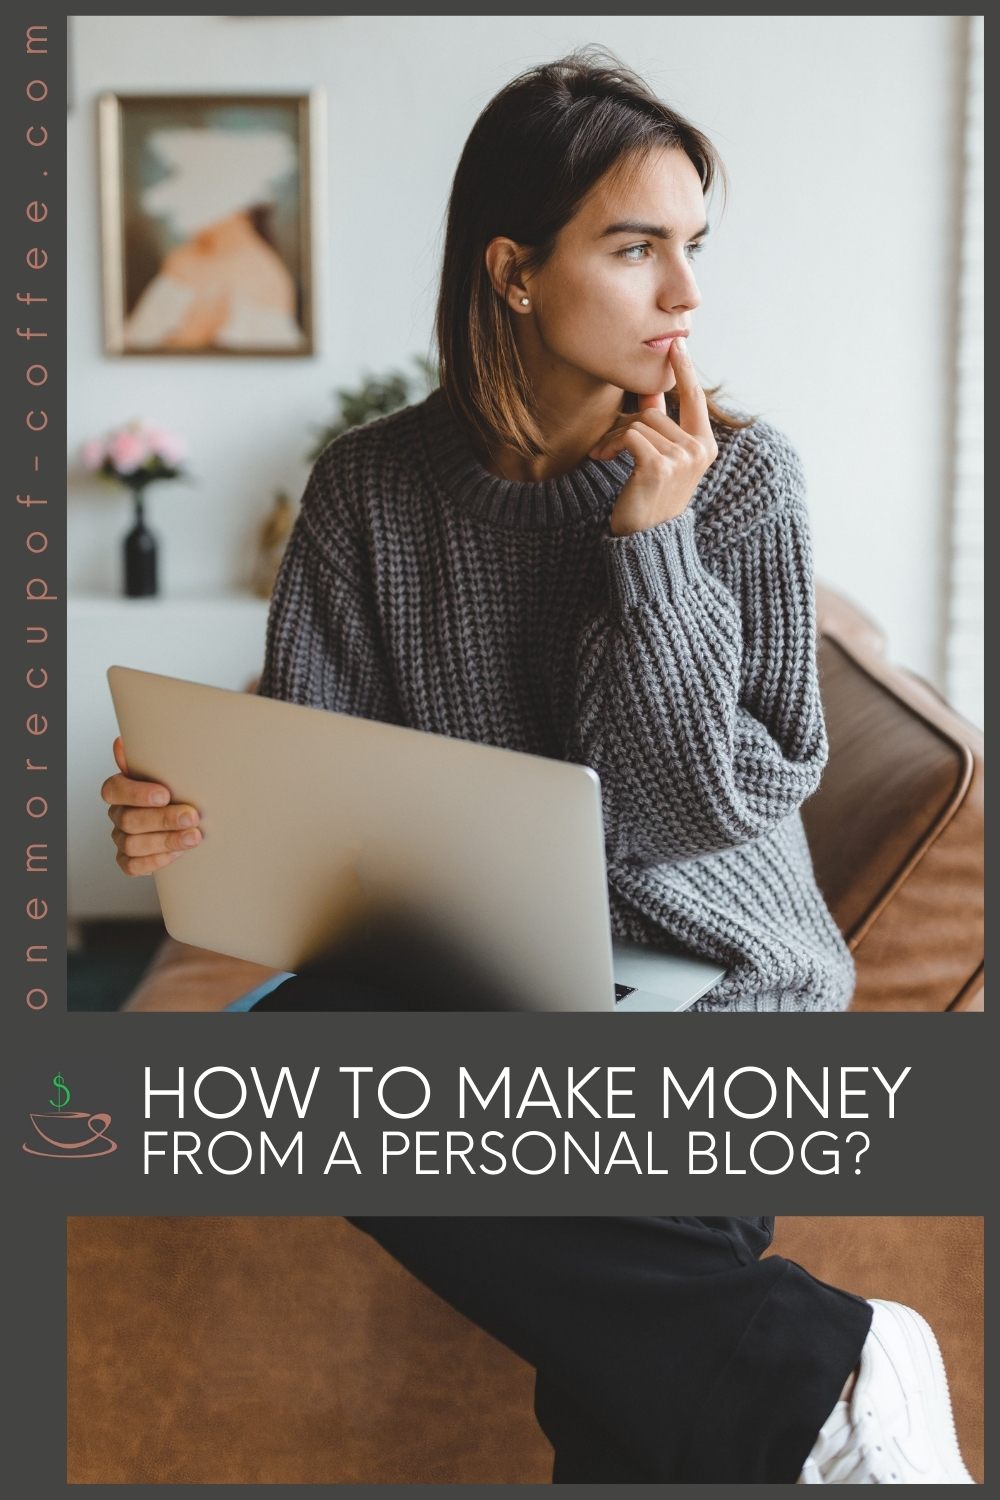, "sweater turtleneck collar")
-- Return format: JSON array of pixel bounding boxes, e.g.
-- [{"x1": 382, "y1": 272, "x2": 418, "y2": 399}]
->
[{"x1": 417, "y1": 385, "x2": 636, "y2": 530}]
